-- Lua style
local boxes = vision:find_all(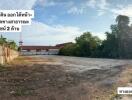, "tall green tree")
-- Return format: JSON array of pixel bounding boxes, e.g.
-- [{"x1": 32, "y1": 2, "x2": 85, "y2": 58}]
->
[
  {"x1": 101, "y1": 30, "x2": 119, "y2": 58},
  {"x1": 75, "y1": 32, "x2": 101, "y2": 57},
  {"x1": 59, "y1": 15, "x2": 132, "y2": 59},
  {"x1": 59, "y1": 32, "x2": 101, "y2": 57}
]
